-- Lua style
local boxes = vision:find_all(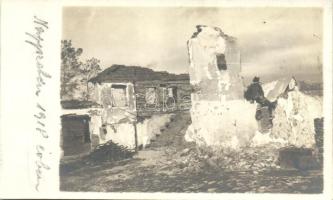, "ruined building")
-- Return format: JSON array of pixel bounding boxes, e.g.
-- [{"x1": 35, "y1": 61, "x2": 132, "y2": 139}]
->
[
  {"x1": 185, "y1": 25, "x2": 323, "y2": 149},
  {"x1": 60, "y1": 26, "x2": 323, "y2": 158},
  {"x1": 61, "y1": 65, "x2": 191, "y2": 157}
]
